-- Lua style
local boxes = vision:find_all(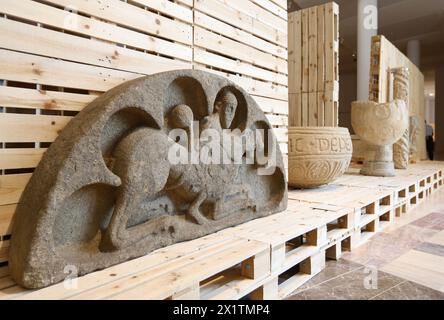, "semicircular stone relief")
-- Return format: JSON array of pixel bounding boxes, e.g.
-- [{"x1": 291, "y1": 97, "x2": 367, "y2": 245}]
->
[{"x1": 10, "y1": 70, "x2": 287, "y2": 288}]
